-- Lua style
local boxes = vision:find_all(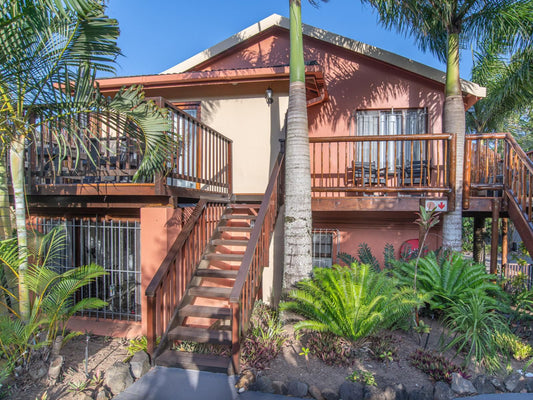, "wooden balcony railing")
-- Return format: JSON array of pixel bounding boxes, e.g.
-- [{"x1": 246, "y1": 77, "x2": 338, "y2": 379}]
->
[
  {"x1": 310, "y1": 134, "x2": 455, "y2": 198},
  {"x1": 27, "y1": 99, "x2": 233, "y2": 196},
  {"x1": 229, "y1": 152, "x2": 284, "y2": 373},
  {"x1": 145, "y1": 200, "x2": 226, "y2": 354}
]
